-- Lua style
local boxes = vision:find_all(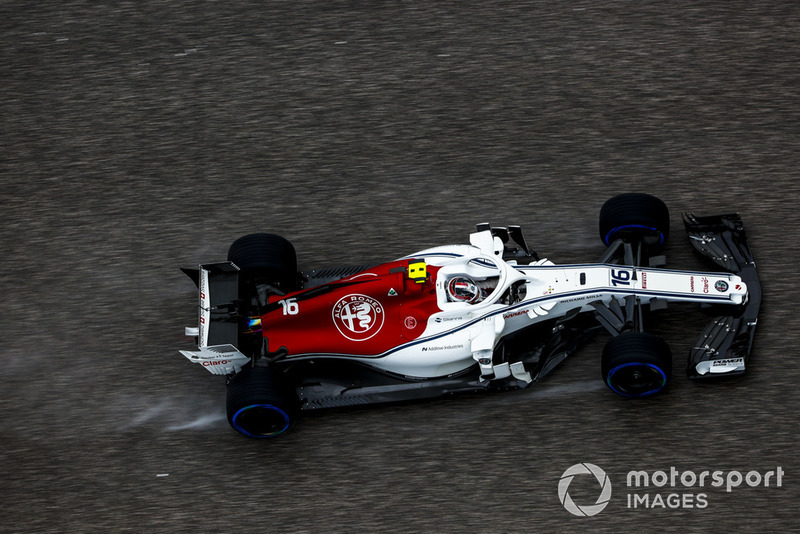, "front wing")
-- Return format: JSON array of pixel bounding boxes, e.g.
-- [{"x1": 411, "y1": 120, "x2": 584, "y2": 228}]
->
[{"x1": 683, "y1": 213, "x2": 761, "y2": 379}]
